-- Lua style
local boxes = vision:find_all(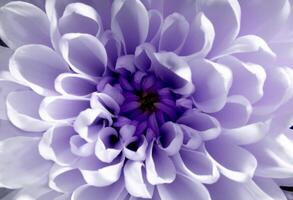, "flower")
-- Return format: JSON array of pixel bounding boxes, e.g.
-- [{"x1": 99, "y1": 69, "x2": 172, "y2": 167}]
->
[{"x1": 0, "y1": 0, "x2": 293, "y2": 199}]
